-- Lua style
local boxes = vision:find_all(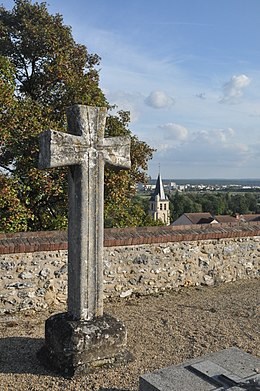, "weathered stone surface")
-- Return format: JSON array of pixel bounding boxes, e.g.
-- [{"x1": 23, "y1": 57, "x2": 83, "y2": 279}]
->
[
  {"x1": 19, "y1": 271, "x2": 33, "y2": 279},
  {"x1": 120, "y1": 289, "x2": 133, "y2": 298},
  {"x1": 139, "y1": 347, "x2": 260, "y2": 391},
  {"x1": 0, "y1": 261, "x2": 15, "y2": 270},
  {"x1": 0, "y1": 236, "x2": 259, "y2": 313},
  {"x1": 37, "y1": 105, "x2": 131, "y2": 375},
  {"x1": 54, "y1": 264, "x2": 67, "y2": 277},
  {"x1": 6, "y1": 281, "x2": 33, "y2": 289},
  {"x1": 37, "y1": 312, "x2": 132, "y2": 377},
  {"x1": 39, "y1": 268, "x2": 50, "y2": 278},
  {"x1": 40, "y1": 105, "x2": 130, "y2": 321}
]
